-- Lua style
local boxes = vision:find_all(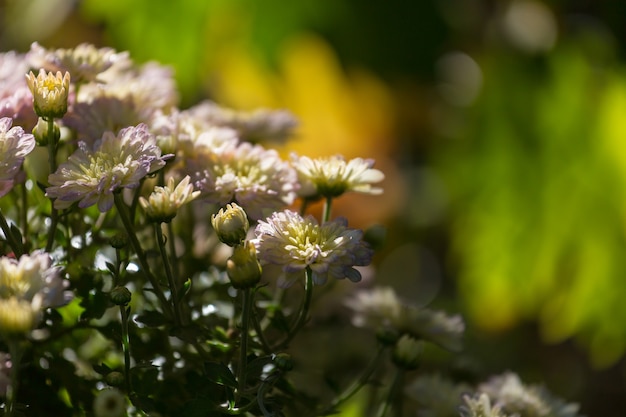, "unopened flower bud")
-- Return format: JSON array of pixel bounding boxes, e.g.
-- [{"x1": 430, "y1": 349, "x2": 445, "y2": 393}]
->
[
  {"x1": 110, "y1": 286, "x2": 131, "y2": 306},
  {"x1": 211, "y1": 203, "x2": 249, "y2": 246},
  {"x1": 376, "y1": 327, "x2": 400, "y2": 346},
  {"x1": 392, "y1": 334, "x2": 422, "y2": 370},
  {"x1": 109, "y1": 233, "x2": 128, "y2": 249},
  {"x1": 105, "y1": 371, "x2": 125, "y2": 387},
  {"x1": 226, "y1": 241, "x2": 262, "y2": 289},
  {"x1": 0, "y1": 297, "x2": 37, "y2": 335},
  {"x1": 26, "y1": 70, "x2": 70, "y2": 119},
  {"x1": 273, "y1": 353, "x2": 294, "y2": 371},
  {"x1": 32, "y1": 117, "x2": 60, "y2": 146}
]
